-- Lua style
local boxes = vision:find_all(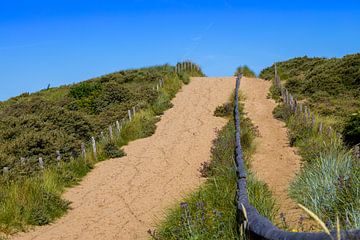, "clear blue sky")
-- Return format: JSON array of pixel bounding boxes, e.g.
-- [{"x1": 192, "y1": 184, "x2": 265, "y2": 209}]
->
[{"x1": 1, "y1": 0, "x2": 360, "y2": 101}]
